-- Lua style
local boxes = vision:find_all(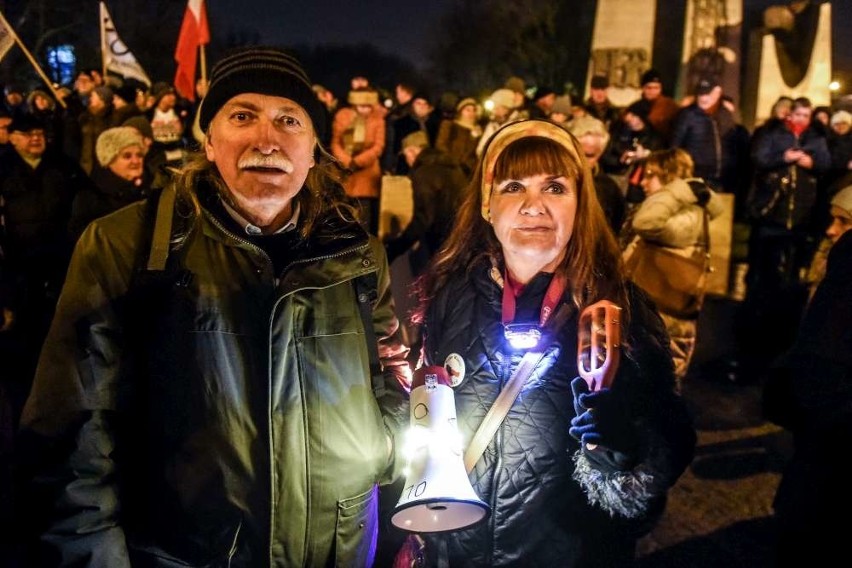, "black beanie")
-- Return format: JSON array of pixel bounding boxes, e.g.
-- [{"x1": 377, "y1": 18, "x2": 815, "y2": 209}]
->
[
  {"x1": 640, "y1": 69, "x2": 663, "y2": 86},
  {"x1": 198, "y1": 46, "x2": 326, "y2": 140}
]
